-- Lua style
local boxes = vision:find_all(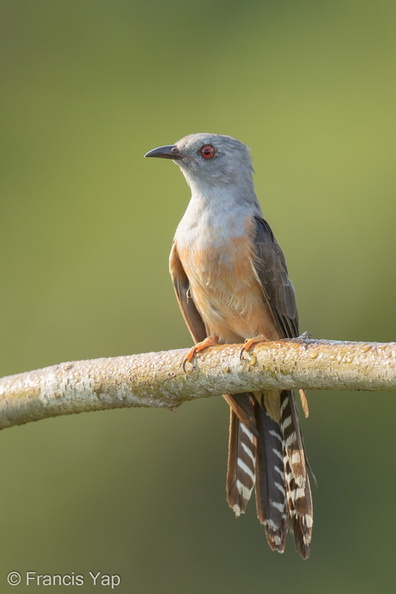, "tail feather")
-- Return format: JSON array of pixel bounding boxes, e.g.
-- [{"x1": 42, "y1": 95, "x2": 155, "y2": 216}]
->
[
  {"x1": 254, "y1": 402, "x2": 288, "y2": 553},
  {"x1": 225, "y1": 391, "x2": 313, "y2": 559},
  {"x1": 280, "y1": 391, "x2": 313, "y2": 559},
  {"x1": 226, "y1": 409, "x2": 256, "y2": 516}
]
